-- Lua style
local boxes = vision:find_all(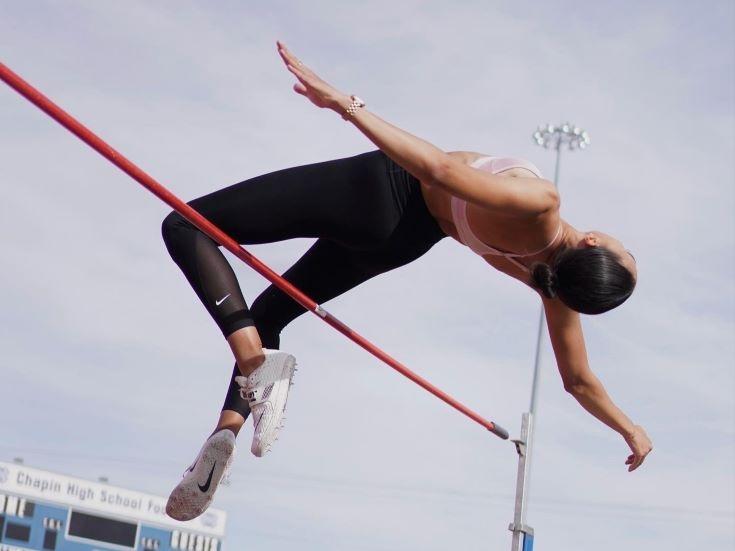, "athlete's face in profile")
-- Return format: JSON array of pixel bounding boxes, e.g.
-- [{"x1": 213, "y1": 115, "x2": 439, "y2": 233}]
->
[{"x1": 581, "y1": 230, "x2": 637, "y2": 281}]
